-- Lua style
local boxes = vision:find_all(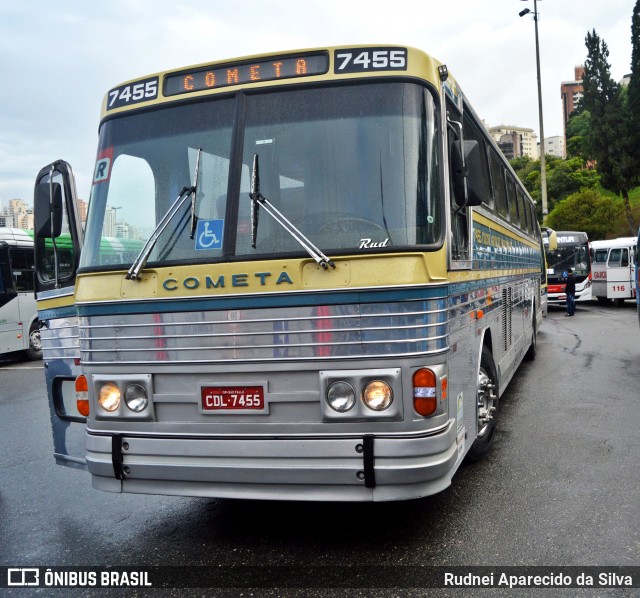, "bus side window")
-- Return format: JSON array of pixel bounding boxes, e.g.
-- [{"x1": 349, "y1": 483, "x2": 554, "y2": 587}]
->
[
  {"x1": 9, "y1": 248, "x2": 35, "y2": 292},
  {"x1": 621, "y1": 248, "x2": 629, "y2": 267},
  {"x1": 608, "y1": 248, "x2": 622, "y2": 267},
  {"x1": 0, "y1": 255, "x2": 7, "y2": 294},
  {"x1": 506, "y1": 177, "x2": 518, "y2": 224},
  {"x1": 529, "y1": 203, "x2": 537, "y2": 234},
  {"x1": 516, "y1": 187, "x2": 526, "y2": 230},
  {"x1": 489, "y1": 149, "x2": 508, "y2": 219}
]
